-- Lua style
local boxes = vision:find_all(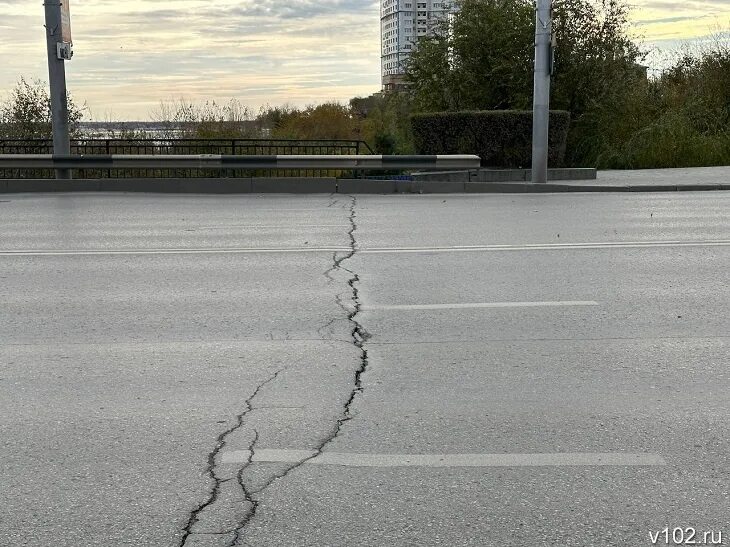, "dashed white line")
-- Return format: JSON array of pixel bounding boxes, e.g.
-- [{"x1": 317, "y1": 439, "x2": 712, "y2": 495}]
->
[
  {"x1": 221, "y1": 450, "x2": 666, "y2": 467},
  {"x1": 364, "y1": 301, "x2": 600, "y2": 311}
]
